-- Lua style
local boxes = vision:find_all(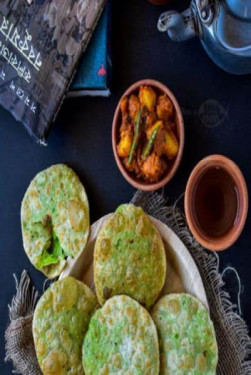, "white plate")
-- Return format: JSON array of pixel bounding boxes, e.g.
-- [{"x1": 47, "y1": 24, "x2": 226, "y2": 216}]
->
[{"x1": 61, "y1": 214, "x2": 208, "y2": 309}]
